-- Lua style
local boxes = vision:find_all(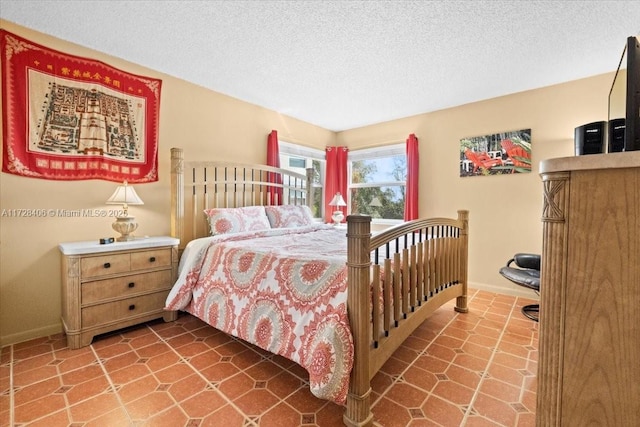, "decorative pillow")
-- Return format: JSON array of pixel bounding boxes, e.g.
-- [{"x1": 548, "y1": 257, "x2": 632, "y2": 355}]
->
[
  {"x1": 203, "y1": 206, "x2": 271, "y2": 235},
  {"x1": 265, "y1": 205, "x2": 315, "y2": 228}
]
